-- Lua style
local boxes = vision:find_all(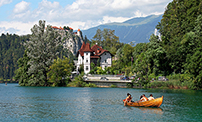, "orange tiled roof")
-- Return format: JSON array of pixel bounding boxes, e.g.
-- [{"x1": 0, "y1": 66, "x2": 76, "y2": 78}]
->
[
  {"x1": 82, "y1": 43, "x2": 93, "y2": 52},
  {"x1": 78, "y1": 42, "x2": 86, "y2": 56},
  {"x1": 91, "y1": 44, "x2": 109, "y2": 56},
  {"x1": 51, "y1": 26, "x2": 63, "y2": 30},
  {"x1": 77, "y1": 43, "x2": 110, "y2": 57}
]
